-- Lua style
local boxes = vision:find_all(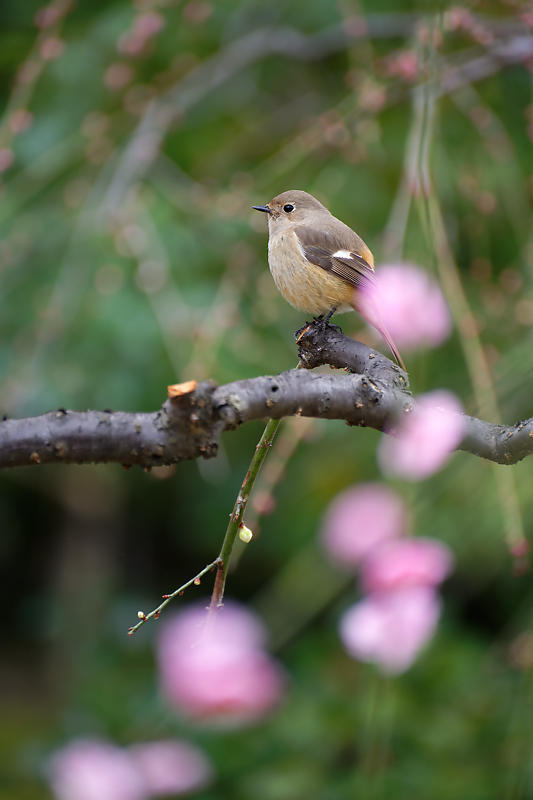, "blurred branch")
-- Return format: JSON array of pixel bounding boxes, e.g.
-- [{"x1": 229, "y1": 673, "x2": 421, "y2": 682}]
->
[
  {"x1": 1, "y1": 324, "x2": 533, "y2": 469},
  {"x1": 104, "y1": 16, "x2": 419, "y2": 211},
  {"x1": 104, "y1": 17, "x2": 533, "y2": 212},
  {"x1": 436, "y1": 34, "x2": 533, "y2": 96}
]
